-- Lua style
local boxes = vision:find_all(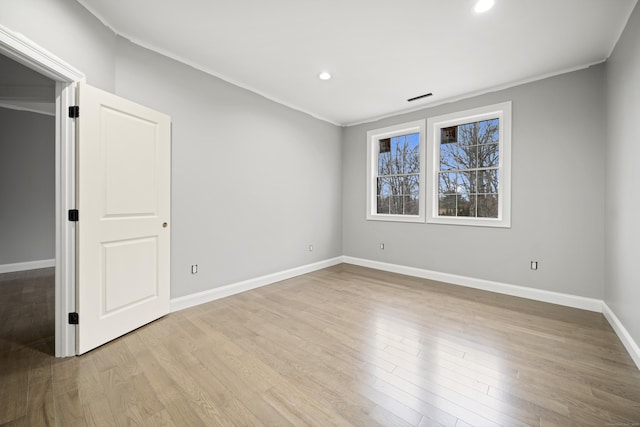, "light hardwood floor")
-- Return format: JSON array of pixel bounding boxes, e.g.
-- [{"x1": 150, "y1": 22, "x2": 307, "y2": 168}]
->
[{"x1": 1, "y1": 264, "x2": 639, "y2": 426}]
